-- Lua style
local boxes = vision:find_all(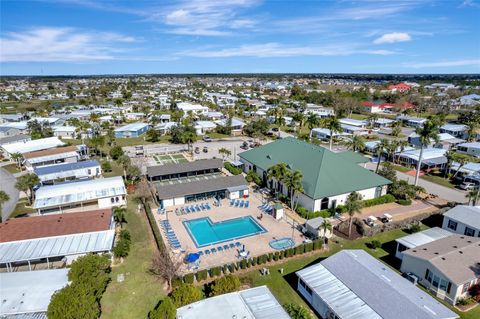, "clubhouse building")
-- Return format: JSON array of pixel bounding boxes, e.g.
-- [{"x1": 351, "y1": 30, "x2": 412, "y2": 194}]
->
[{"x1": 239, "y1": 138, "x2": 391, "y2": 212}]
